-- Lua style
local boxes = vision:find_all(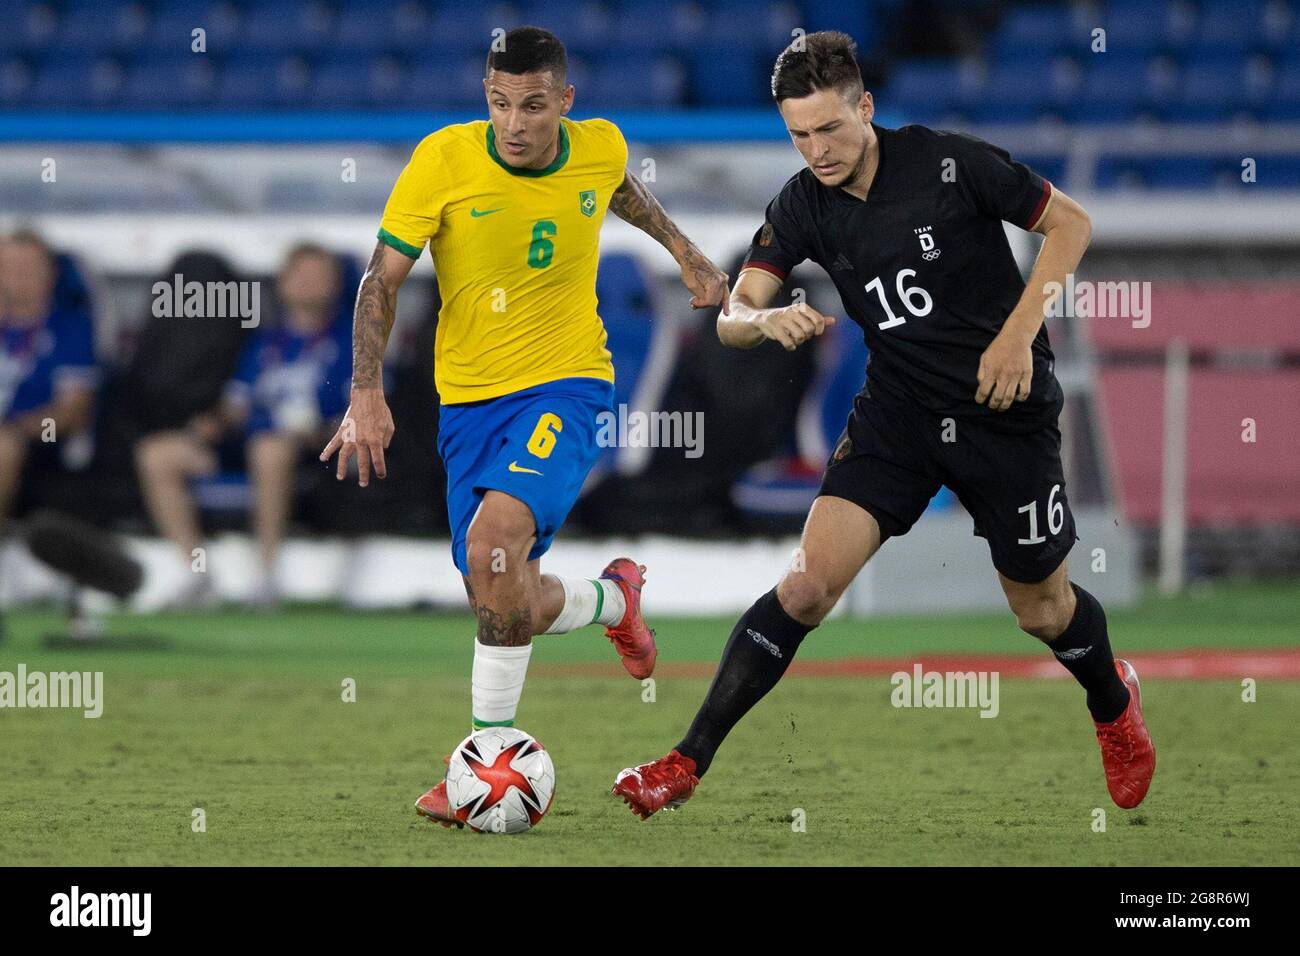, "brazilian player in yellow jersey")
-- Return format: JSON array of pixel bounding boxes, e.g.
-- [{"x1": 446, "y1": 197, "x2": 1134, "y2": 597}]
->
[{"x1": 318, "y1": 27, "x2": 730, "y2": 829}]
